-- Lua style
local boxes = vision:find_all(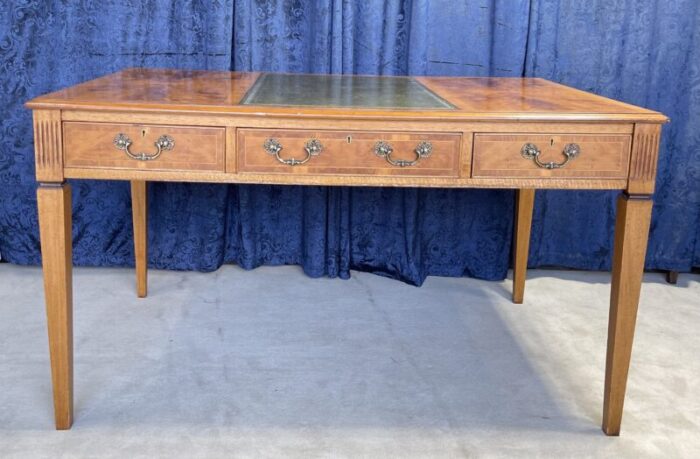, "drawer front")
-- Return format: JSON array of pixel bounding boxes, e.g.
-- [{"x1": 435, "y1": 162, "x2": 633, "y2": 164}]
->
[
  {"x1": 472, "y1": 134, "x2": 631, "y2": 179},
  {"x1": 63, "y1": 122, "x2": 225, "y2": 172},
  {"x1": 237, "y1": 129, "x2": 462, "y2": 177}
]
